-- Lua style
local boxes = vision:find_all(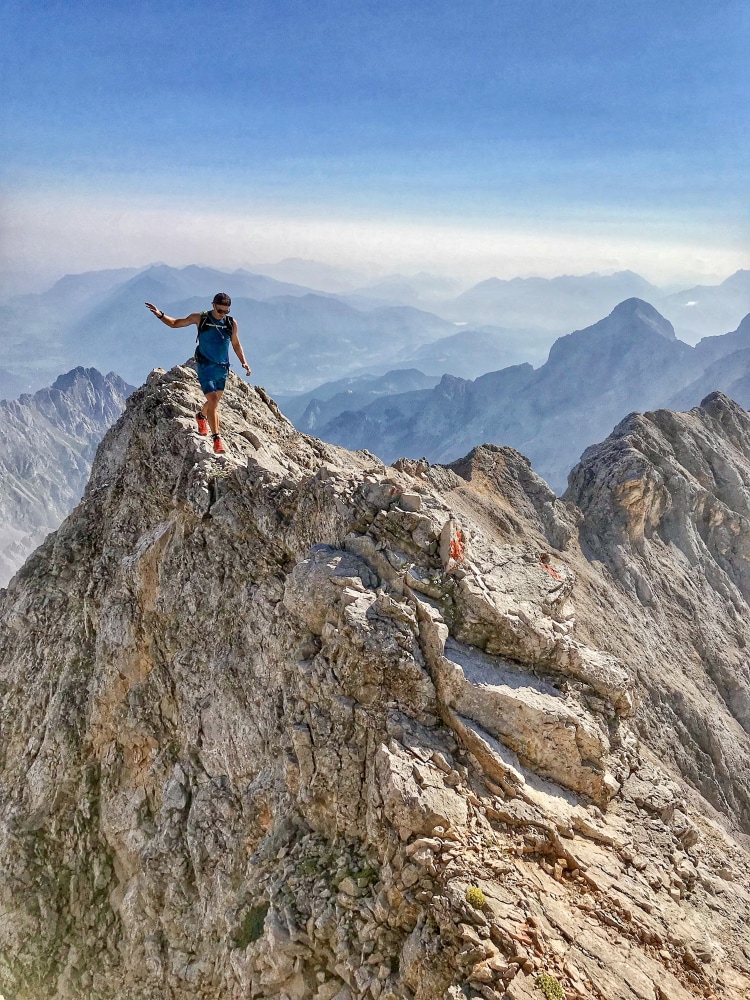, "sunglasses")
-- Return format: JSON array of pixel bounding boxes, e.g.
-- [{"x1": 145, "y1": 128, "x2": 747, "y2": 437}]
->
[{"x1": 214, "y1": 306, "x2": 230, "y2": 314}]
